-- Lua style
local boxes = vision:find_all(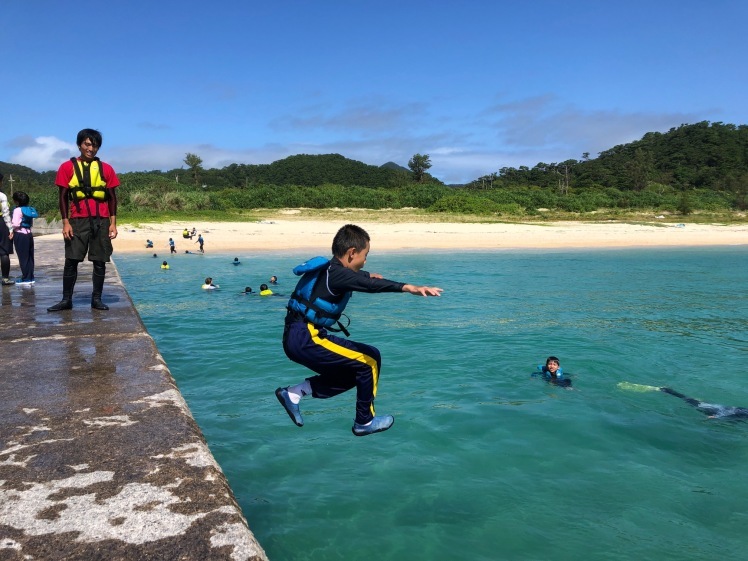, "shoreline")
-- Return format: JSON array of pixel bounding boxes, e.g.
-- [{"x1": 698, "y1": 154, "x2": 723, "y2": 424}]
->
[{"x1": 37, "y1": 219, "x2": 748, "y2": 254}]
